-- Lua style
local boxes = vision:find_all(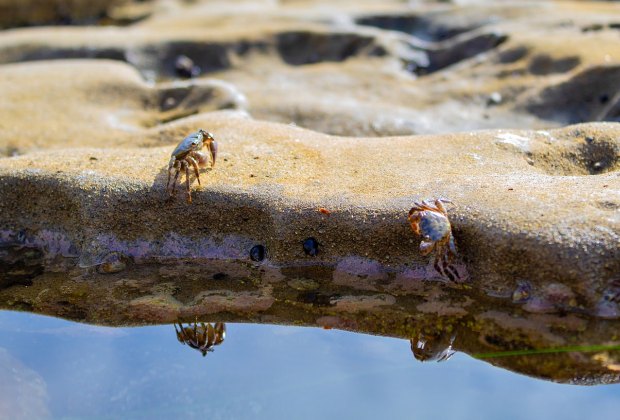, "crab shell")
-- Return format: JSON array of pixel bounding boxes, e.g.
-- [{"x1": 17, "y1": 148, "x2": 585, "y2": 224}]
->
[
  {"x1": 170, "y1": 129, "x2": 217, "y2": 166},
  {"x1": 415, "y1": 210, "x2": 452, "y2": 244},
  {"x1": 408, "y1": 204, "x2": 453, "y2": 255}
]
